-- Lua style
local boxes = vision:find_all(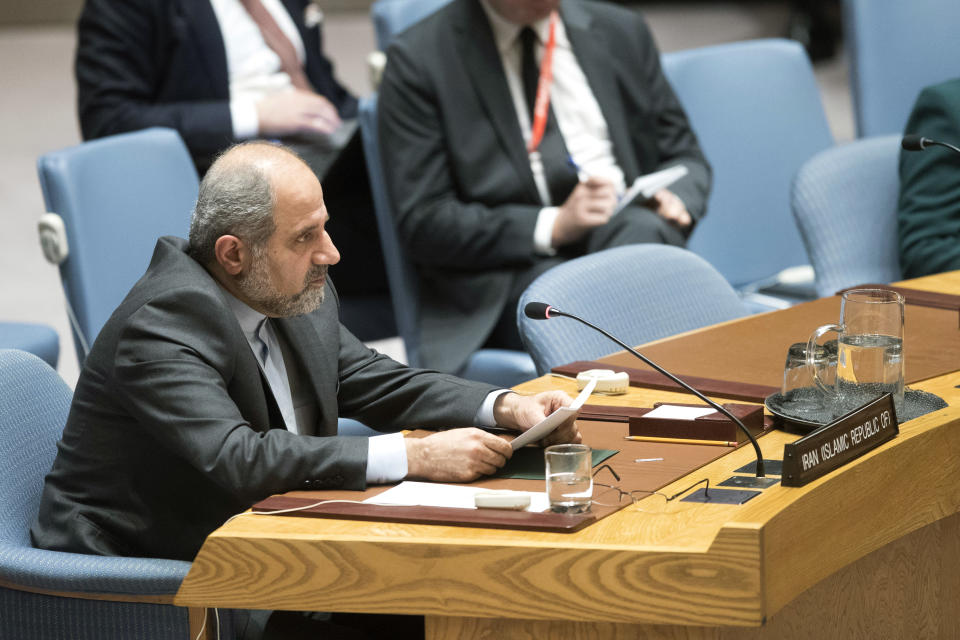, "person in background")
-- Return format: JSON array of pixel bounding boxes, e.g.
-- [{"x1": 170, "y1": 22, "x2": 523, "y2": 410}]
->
[
  {"x1": 898, "y1": 77, "x2": 960, "y2": 278},
  {"x1": 378, "y1": 0, "x2": 710, "y2": 374},
  {"x1": 75, "y1": 0, "x2": 390, "y2": 338}
]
